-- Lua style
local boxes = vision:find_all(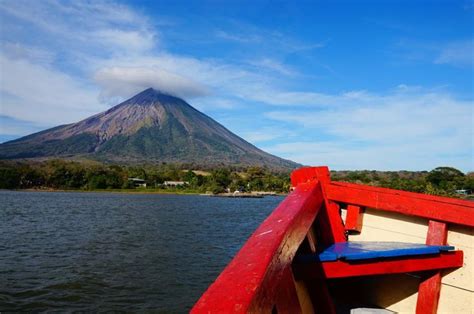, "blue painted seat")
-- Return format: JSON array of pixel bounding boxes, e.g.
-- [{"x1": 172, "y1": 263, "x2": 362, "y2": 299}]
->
[{"x1": 297, "y1": 241, "x2": 454, "y2": 263}]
